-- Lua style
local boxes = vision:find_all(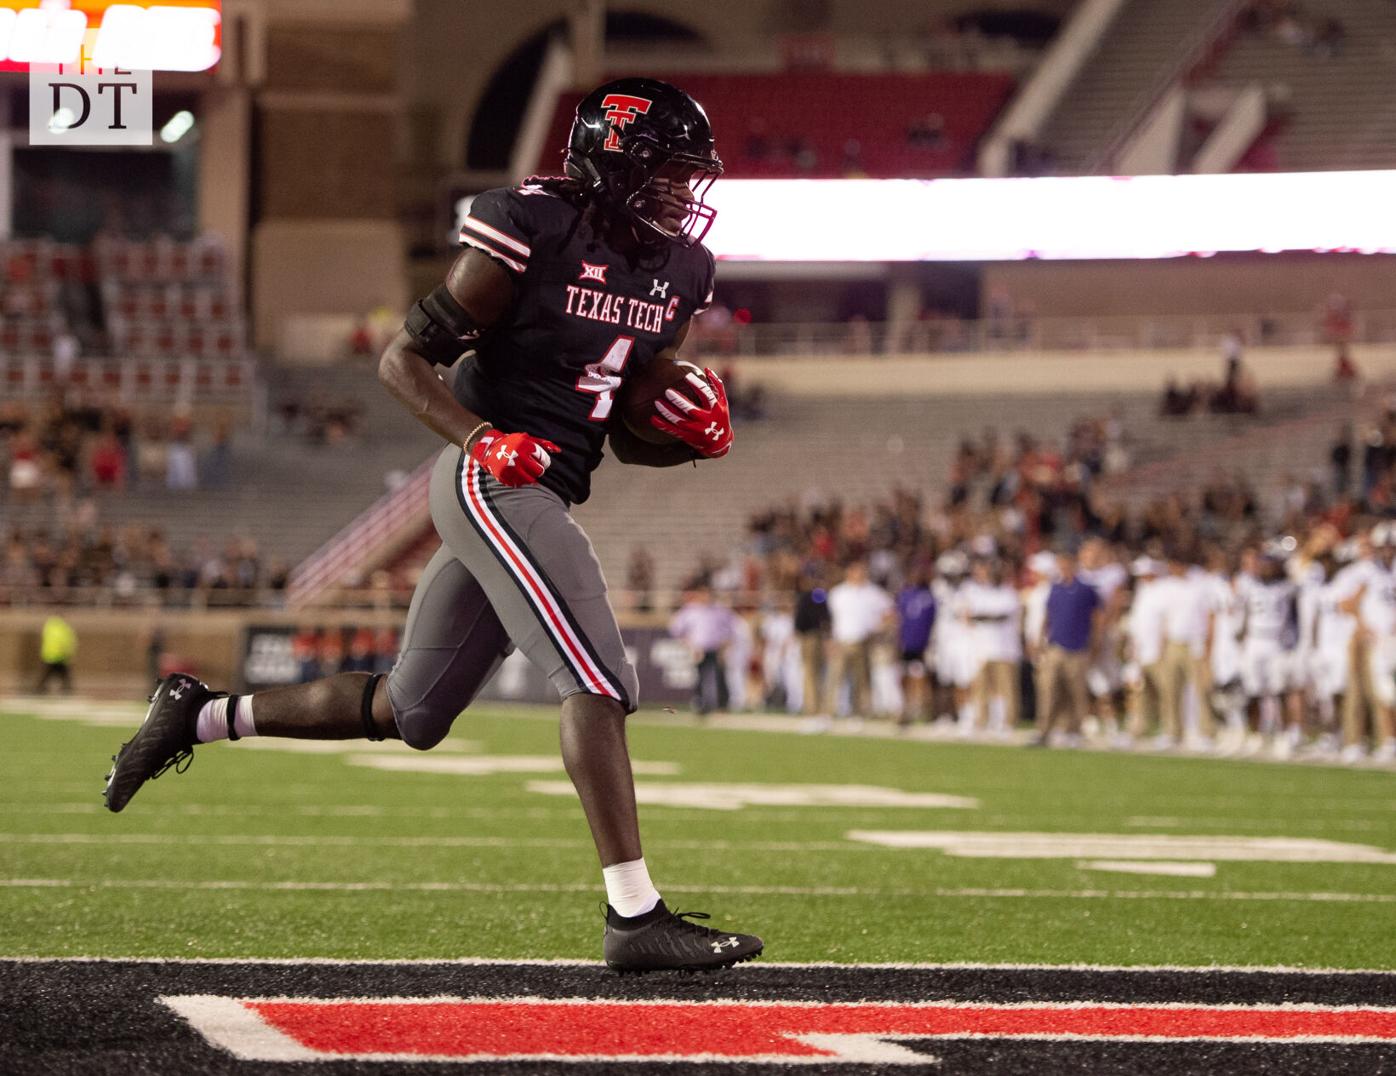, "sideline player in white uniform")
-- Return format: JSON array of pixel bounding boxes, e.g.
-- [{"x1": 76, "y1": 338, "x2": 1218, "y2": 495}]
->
[
  {"x1": 961, "y1": 556, "x2": 1023, "y2": 736},
  {"x1": 1203, "y1": 547, "x2": 1246, "y2": 750},
  {"x1": 1123, "y1": 557, "x2": 1166, "y2": 744},
  {"x1": 931, "y1": 551, "x2": 974, "y2": 725},
  {"x1": 1237, "y1": 545, "x2": 1300, "y2": 755},
  {"x1": 1291, "y1": 556, "x2": 1328, "y2": 753},
  {"x1": 1307, "y1": 551, "x2": 1351, "y2": 754}
]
